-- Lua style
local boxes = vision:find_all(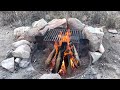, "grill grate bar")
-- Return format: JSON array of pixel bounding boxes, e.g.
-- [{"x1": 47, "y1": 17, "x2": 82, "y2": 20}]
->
[{"x1": 44, "y1": 28, "x2": 83, "y2": 43}]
